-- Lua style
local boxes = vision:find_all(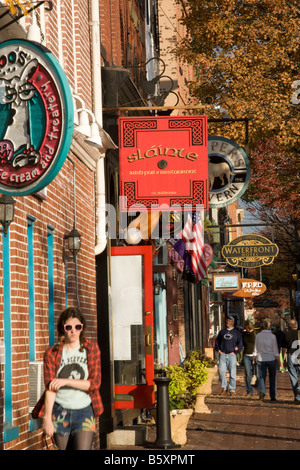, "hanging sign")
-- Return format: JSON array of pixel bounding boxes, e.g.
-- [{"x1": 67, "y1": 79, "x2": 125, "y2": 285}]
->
[
  {"x1": 119, "y1": 115, "x2": 208, "y2": 212},
  {"x1": 208, "y1": 136, "x2": 250, "y2": 208},
  {"x1": 233, "y1": 278, "x2": 267, "y2": 297},
  {"x1": 204, "y1": 243, "x2": 214, "y2": 266},
  {"x1": 213, "y1": 273, "x2": 240, "y2": 292},
  {"x1": 0, "y1": 39, "x2": 74, "y2": 196},
  {"x1": 222, "y1": 234, "x2": 279, "y2": 268}
]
